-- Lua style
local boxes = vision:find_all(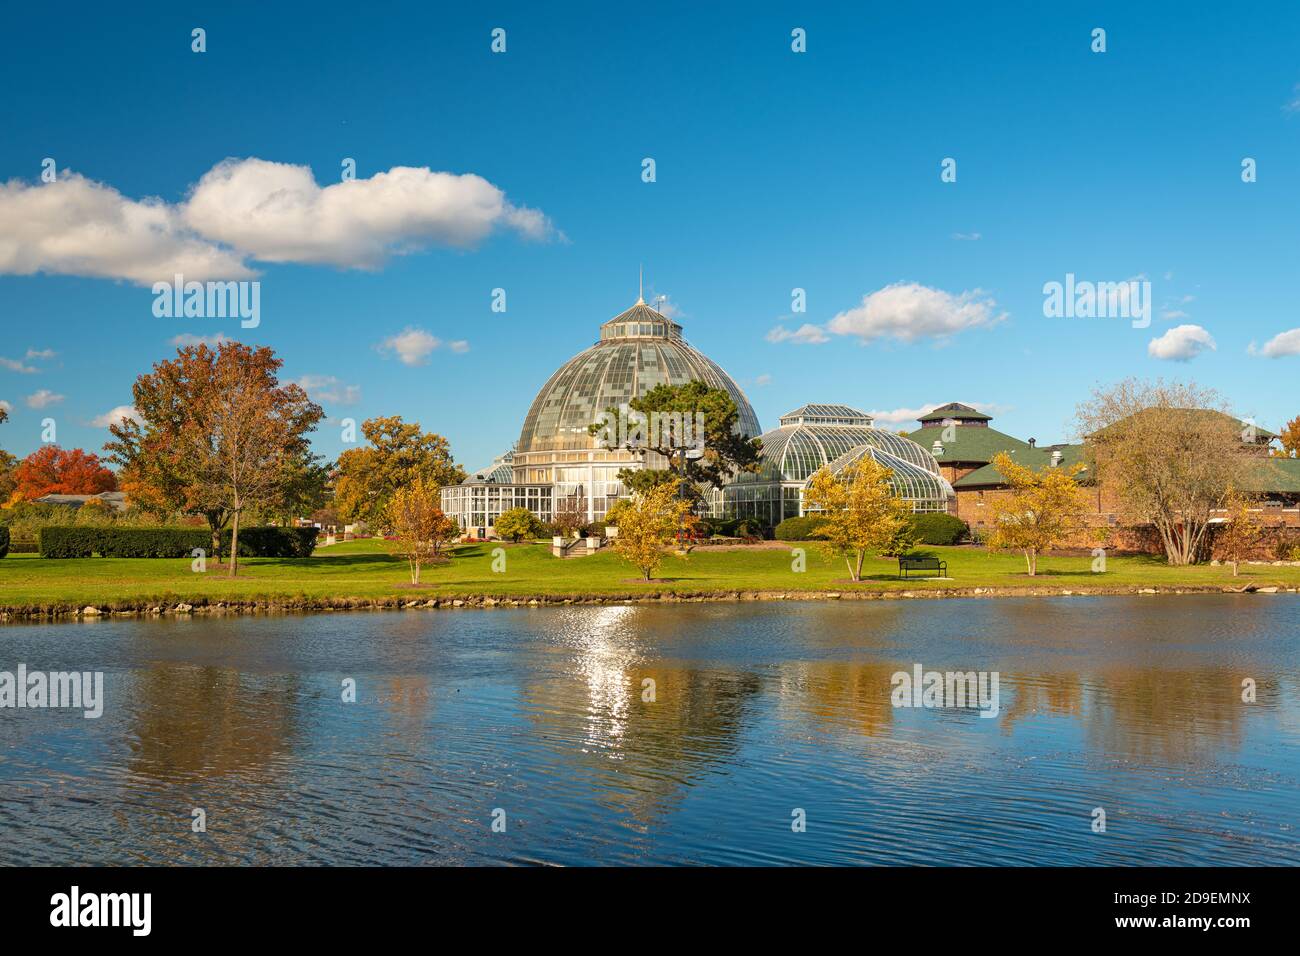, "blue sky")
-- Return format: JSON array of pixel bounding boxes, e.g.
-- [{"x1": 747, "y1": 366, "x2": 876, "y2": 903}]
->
[{"x1": 3, "y1": 1, "x2": 1300, "y2": 469}]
